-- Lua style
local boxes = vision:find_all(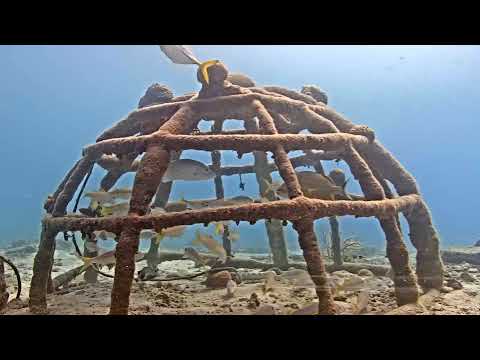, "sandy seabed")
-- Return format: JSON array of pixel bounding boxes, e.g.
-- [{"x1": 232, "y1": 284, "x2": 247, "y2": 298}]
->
[{"x1": 2, "y1": 246, "x2": 480, "y2": 315}]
